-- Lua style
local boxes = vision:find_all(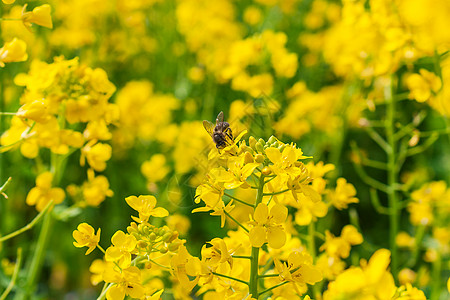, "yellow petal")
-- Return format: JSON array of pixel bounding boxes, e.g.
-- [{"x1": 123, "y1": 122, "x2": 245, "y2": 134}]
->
[
  {"x1": 249, "y1": 226, "x2": 266, "y2": 248},
  {"x1": 270, "y1": 203, "x2": 288, "y2": 223},
  {"x1": 265, "y1": 147, "x2": 281, "y2": 164},
  {"x1": 267, "y1": 227, "x2": 286, "y2": 249},
  {"x1": 106, "y1": 284, "x2": 126, "y2": 300},
  {"x1": 254, "y1": 203, "x2": 268, "y2": 223}
]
